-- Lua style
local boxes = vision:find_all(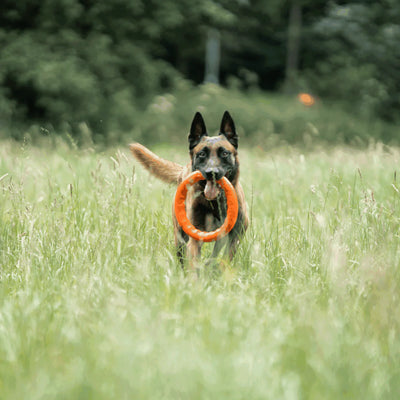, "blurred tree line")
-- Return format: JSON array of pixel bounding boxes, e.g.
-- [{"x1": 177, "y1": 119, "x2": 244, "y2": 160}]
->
[{"x1": 0, "y1": 0, "x2": 399, "y2": 140}]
